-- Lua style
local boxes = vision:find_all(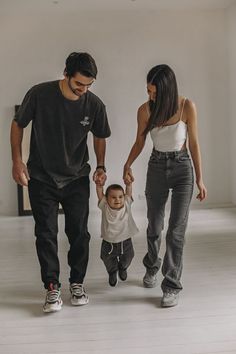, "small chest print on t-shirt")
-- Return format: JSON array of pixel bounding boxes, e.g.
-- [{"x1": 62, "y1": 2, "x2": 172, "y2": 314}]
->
[{"x1": 80, "y1": 116, "x2": 90, "y2": 127}]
